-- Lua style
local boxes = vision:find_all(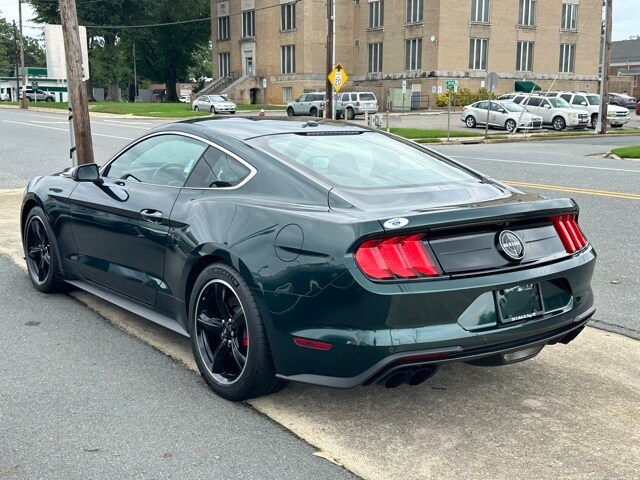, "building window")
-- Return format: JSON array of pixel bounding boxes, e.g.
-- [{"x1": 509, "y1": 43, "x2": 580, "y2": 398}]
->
[
  {"x1": 242, "y1": 10, "x2": 255, "y2": 38},
  {"x1": 369, "y1": 1, "x2": 384, "y2": 28},
  {"x1": 471, "y1": 0, "x2": 489, "y2": 23},
  {"x1": 281, "y1": 3, "x2": 296, "y2": 31},
  {"x1": 282, "y1": 87, "x2": 293, "y2": 103},
  {"x1": 518, "y1": 0, "x2": 536, "y2": 26},
  {"x1": 559, "y1": 43, "x2": 575, "y2": 73},
  {"x1": 405, "y1": 38, "x2": 422, "y2": 70},
  {"x1": 469, "y1": 38, "x2": 488, "y2": 70},
  {"x1": 516, "y1": 41, "x2": 534, "y2": 71},
  {"x1": 281, "y1": 45, "x2": 295, "y2": 74},
  {"x1": 406, "y1": 0, "x2": 423, "y2": 24},
  {"x1": 218, "y1": 16, "x2": 230, "y2": 41},
  {"x1": 561, "y1": 2, "x2": 578, "y2": 30},
  {"x1": 219, "y1": 52, "x2": 230, "y2": 77},
  {"x1": 368, "y1": 43, "x2": 383, "y2": 73}
]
